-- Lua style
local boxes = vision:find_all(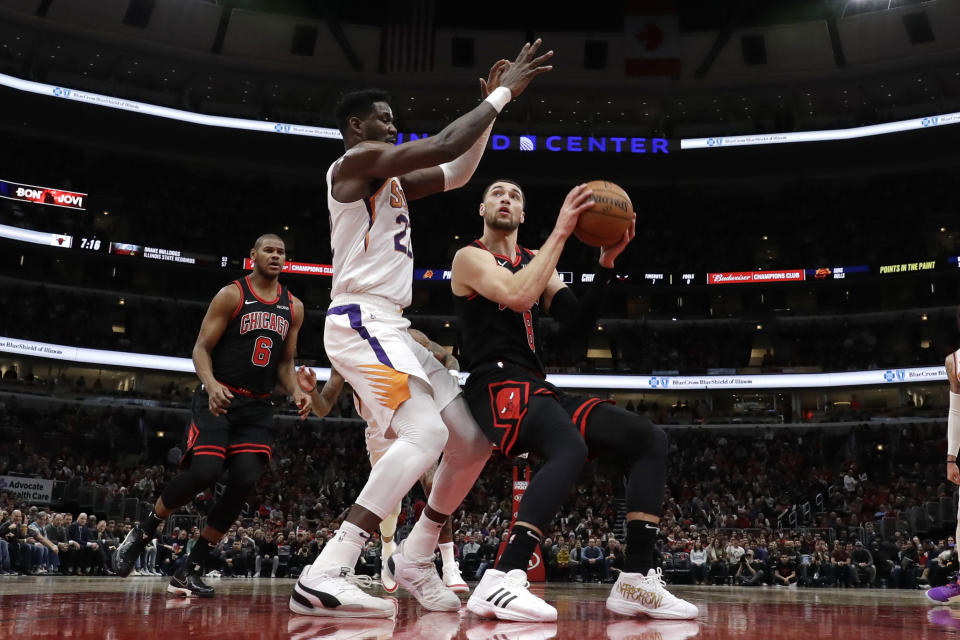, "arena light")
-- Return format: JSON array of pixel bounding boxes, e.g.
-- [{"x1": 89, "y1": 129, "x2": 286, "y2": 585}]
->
[
  {"x1": 0, "y1": 335, "x2": 944, "y2": 390},
  {"x1": 548, "y1": 366, "x2": 945, "y2": 390},
  {"x1": 683, "y1": 113, "x2": 960, "y2": 149},
  {"x1": 2, "y1": 71, "x2": 959, "y2": 150},
  {"x1": 0, "y1": 335, "x2": 335, "y2": 380},
  {"x1": 0, "y1": 222, "x2": 72, "y2": 248},
  {"x1": 0, "y1": 72, "x2": 341, "y2": 140}
]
